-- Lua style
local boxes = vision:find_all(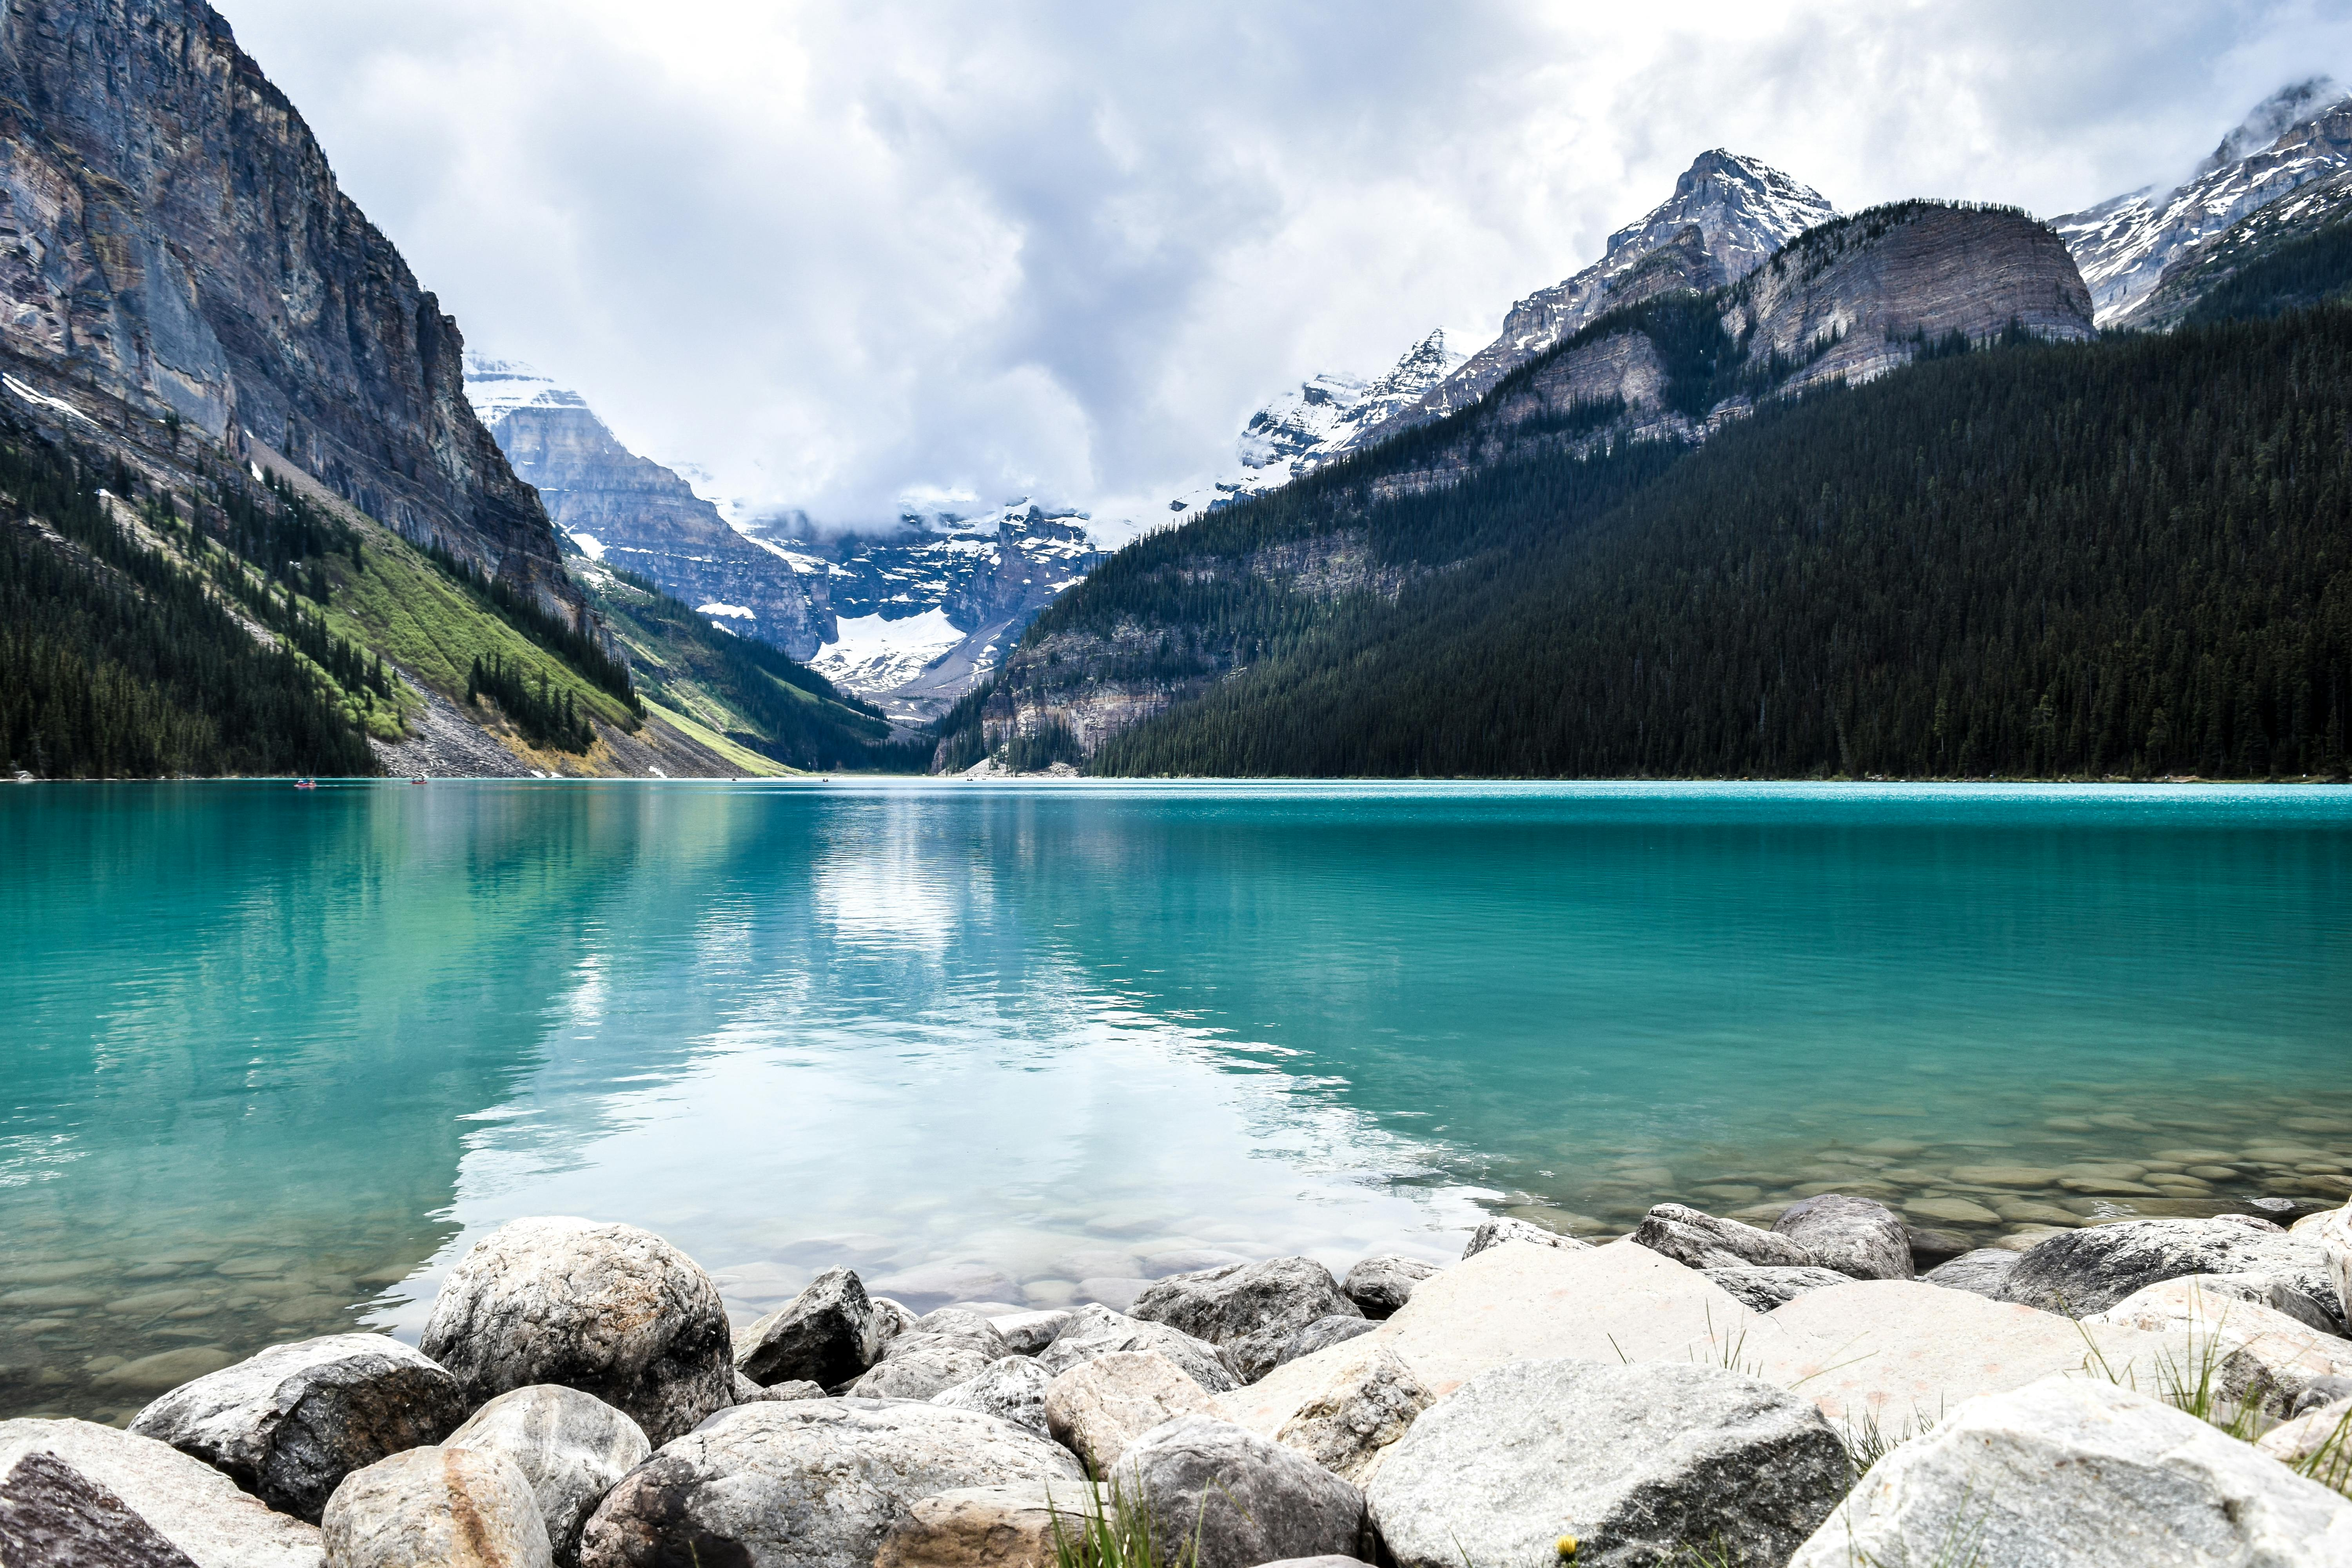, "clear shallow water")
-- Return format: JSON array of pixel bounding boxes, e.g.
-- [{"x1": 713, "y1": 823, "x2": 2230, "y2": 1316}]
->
[{"x1": 4, "y1": 780, "x2": 2350, "y2": 1422}]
